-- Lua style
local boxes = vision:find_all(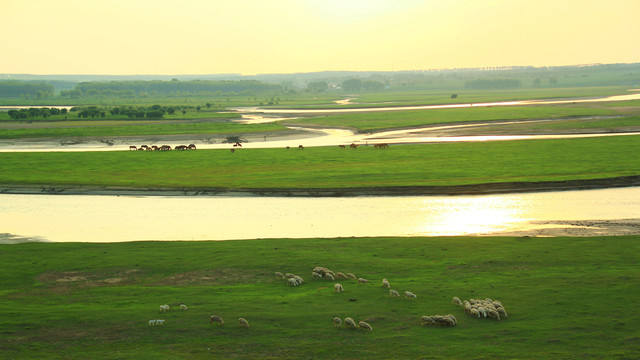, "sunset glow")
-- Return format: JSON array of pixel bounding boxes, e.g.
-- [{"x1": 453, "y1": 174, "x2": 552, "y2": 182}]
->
[{"x1": 1, "y1": 0, "x2": 638, "y2": 75}]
